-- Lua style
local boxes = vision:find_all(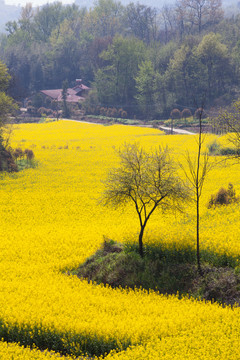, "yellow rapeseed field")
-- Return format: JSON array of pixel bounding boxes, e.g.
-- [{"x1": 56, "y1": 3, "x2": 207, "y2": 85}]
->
[
  {"x1": 0, "y1": 341, "x2": 76, "y2": 359},
  {"x1": 0, "y1": 121, "x2": 239, "y2": 358}
]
